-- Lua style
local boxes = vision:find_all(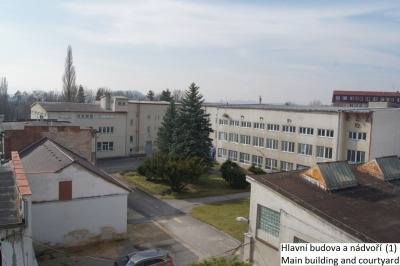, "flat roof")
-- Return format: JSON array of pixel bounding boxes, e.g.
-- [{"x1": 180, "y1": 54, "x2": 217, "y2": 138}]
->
[
  {"x1": 249, "y1": 165, "x2": 400, "y2": 243},
  {"x1": 33, "y1": 102, "x2": 118, "y2": 113}
]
